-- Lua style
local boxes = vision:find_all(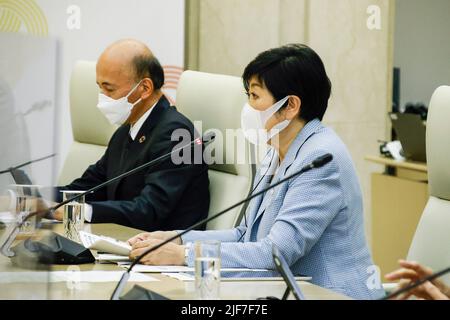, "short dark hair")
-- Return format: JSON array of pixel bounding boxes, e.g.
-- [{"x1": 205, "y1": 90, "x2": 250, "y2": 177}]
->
[
  {"x1": 132, "y1": 54, "x2": 165, "y2": 90},
  {"x1": 243, "y1": 44, "x2": 332, "y2": 122}
]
